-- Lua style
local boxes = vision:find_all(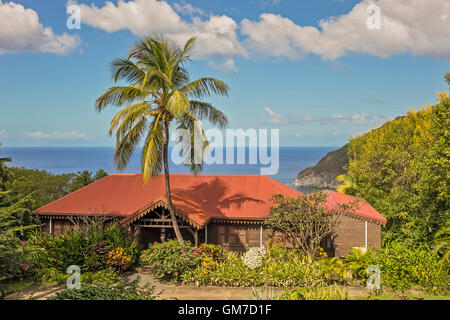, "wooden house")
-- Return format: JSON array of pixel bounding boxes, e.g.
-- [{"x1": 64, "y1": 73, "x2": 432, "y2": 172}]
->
[{"x1": 32, "y1": 174, "x2": 387, "y2": 257}]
